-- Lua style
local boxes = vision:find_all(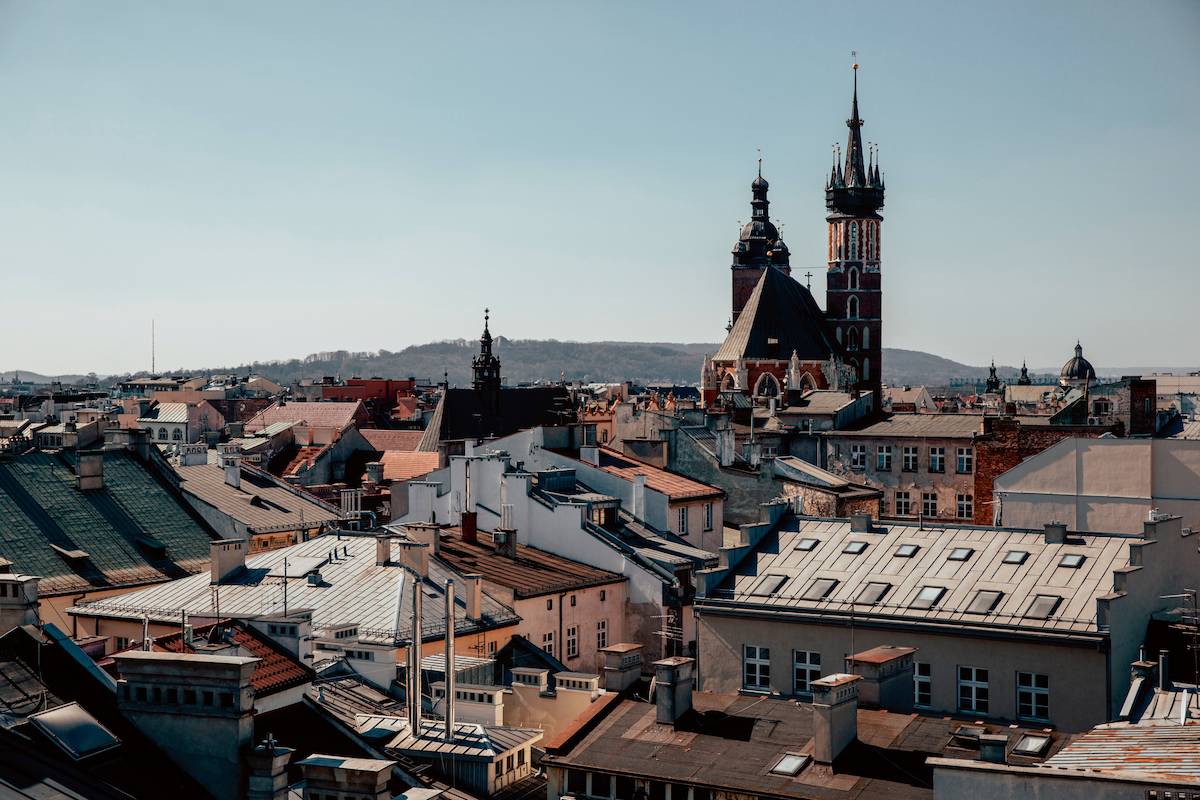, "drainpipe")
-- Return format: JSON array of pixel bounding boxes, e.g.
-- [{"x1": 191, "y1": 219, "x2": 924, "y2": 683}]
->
[{"x1": 444, "y1": 579, "x2": 456, "y2": 743}]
